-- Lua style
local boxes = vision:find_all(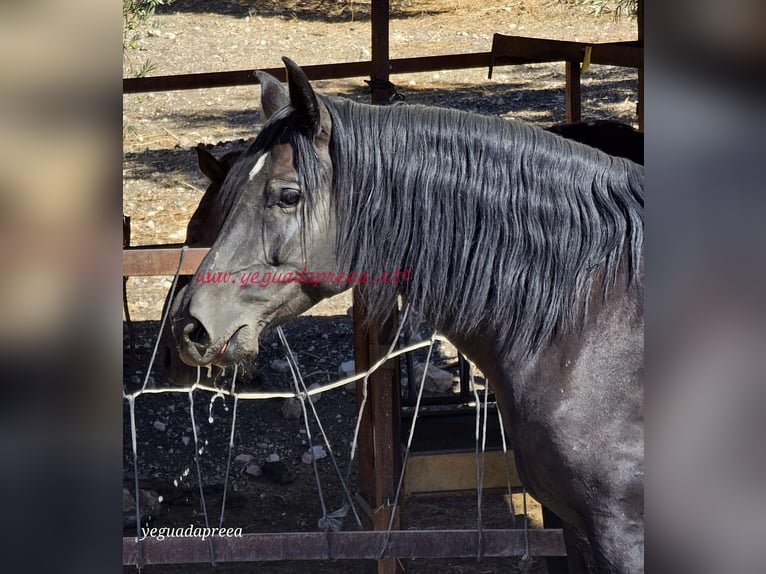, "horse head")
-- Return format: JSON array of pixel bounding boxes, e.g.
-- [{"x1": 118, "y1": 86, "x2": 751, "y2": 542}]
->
[
  {"x1": 157, "y1": 145, "x2": 242, "y2": 385},
  {"x1": 171, "y1": 58, "x2": 342, "y2": 369}
]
